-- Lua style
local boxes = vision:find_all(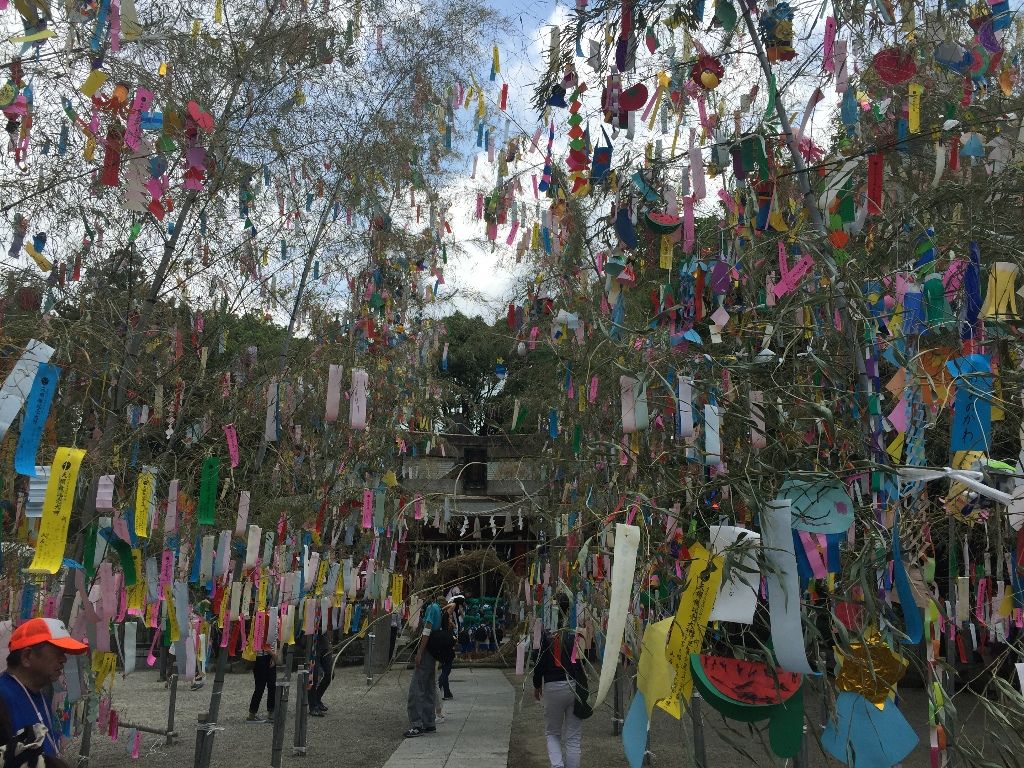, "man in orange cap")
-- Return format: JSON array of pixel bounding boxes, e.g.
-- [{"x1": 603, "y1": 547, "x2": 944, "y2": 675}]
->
[{"x1": 0, "y1": 618, "x2": 88, "y2": 757}]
